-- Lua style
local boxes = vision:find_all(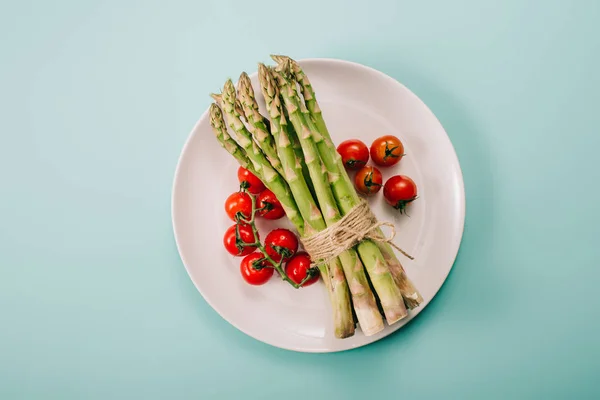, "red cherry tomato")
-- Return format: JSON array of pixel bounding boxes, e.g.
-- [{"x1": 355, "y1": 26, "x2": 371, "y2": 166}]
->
[
  {"x1": 237, "y1": 166, "x2": 266, "y2": 194},
  {"x1": 257, "y1": 189, "x2": 285, "y2": 220},
  {"x1": 285, "y1": 252, "x2": 319, "y2": 287},
  {"x1": 224, "y1": 192, "x2": 253, "y2": 221},
  {"x1": 223, "y1": 224, "x2": 258, "y2": 256},
  {"x1": 354, "y1": 166, "x2": 383, "y2": 195},
  {"x1": 383, "y1": 175, "x2": 418, "y2": 213},
  {"x1": 337, "y1": 139, "x2": 369, "y2": 170},
  {"x1": 240, "y1": 252, "x2": 274, "y2": 285},
  {"x1": 370, "y1": 135, "x2": 404, "y2": 167},
  {"x1": 264, "y1": 228, "x2": 298, "y2": 263}
]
